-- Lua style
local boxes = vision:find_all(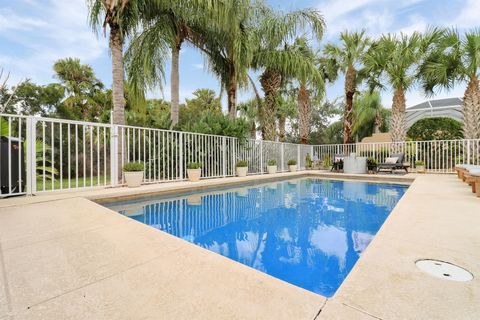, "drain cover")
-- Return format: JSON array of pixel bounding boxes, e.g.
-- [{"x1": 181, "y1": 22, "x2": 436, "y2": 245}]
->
[{"x1": 415, "y1": 259, "x2": 473, "y2": 282}]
